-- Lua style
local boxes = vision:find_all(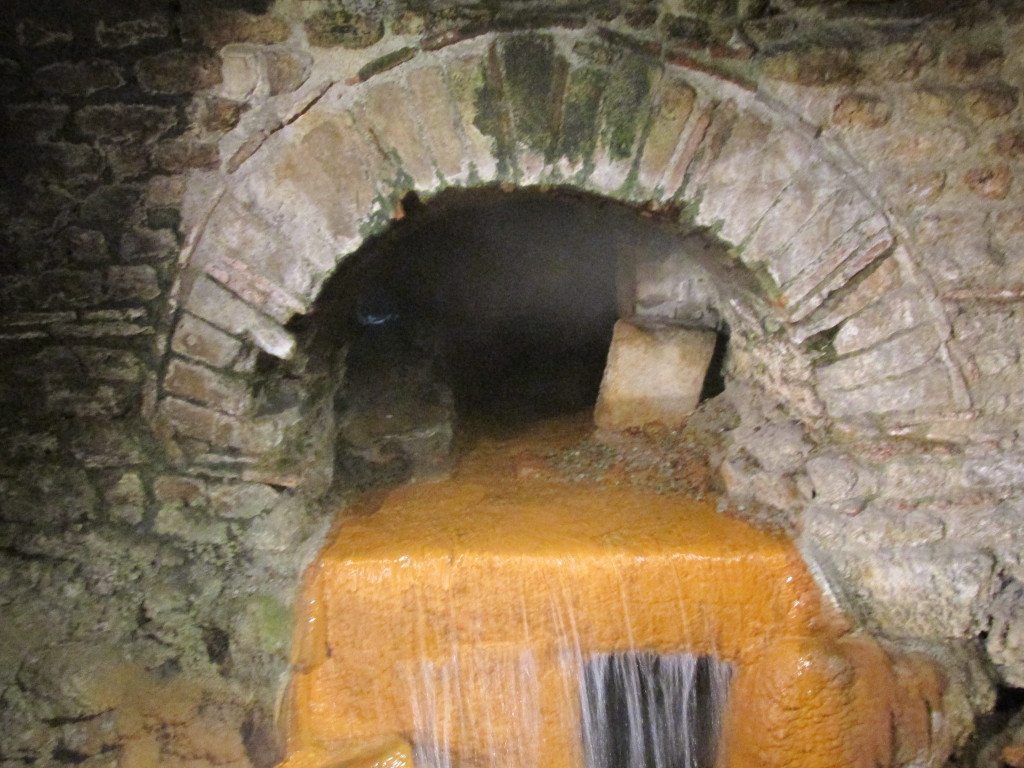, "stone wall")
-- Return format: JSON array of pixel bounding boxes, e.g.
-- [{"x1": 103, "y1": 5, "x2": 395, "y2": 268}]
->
[{"x1": 3, "y1": 0, "x2": 1024, "y2": 765}]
